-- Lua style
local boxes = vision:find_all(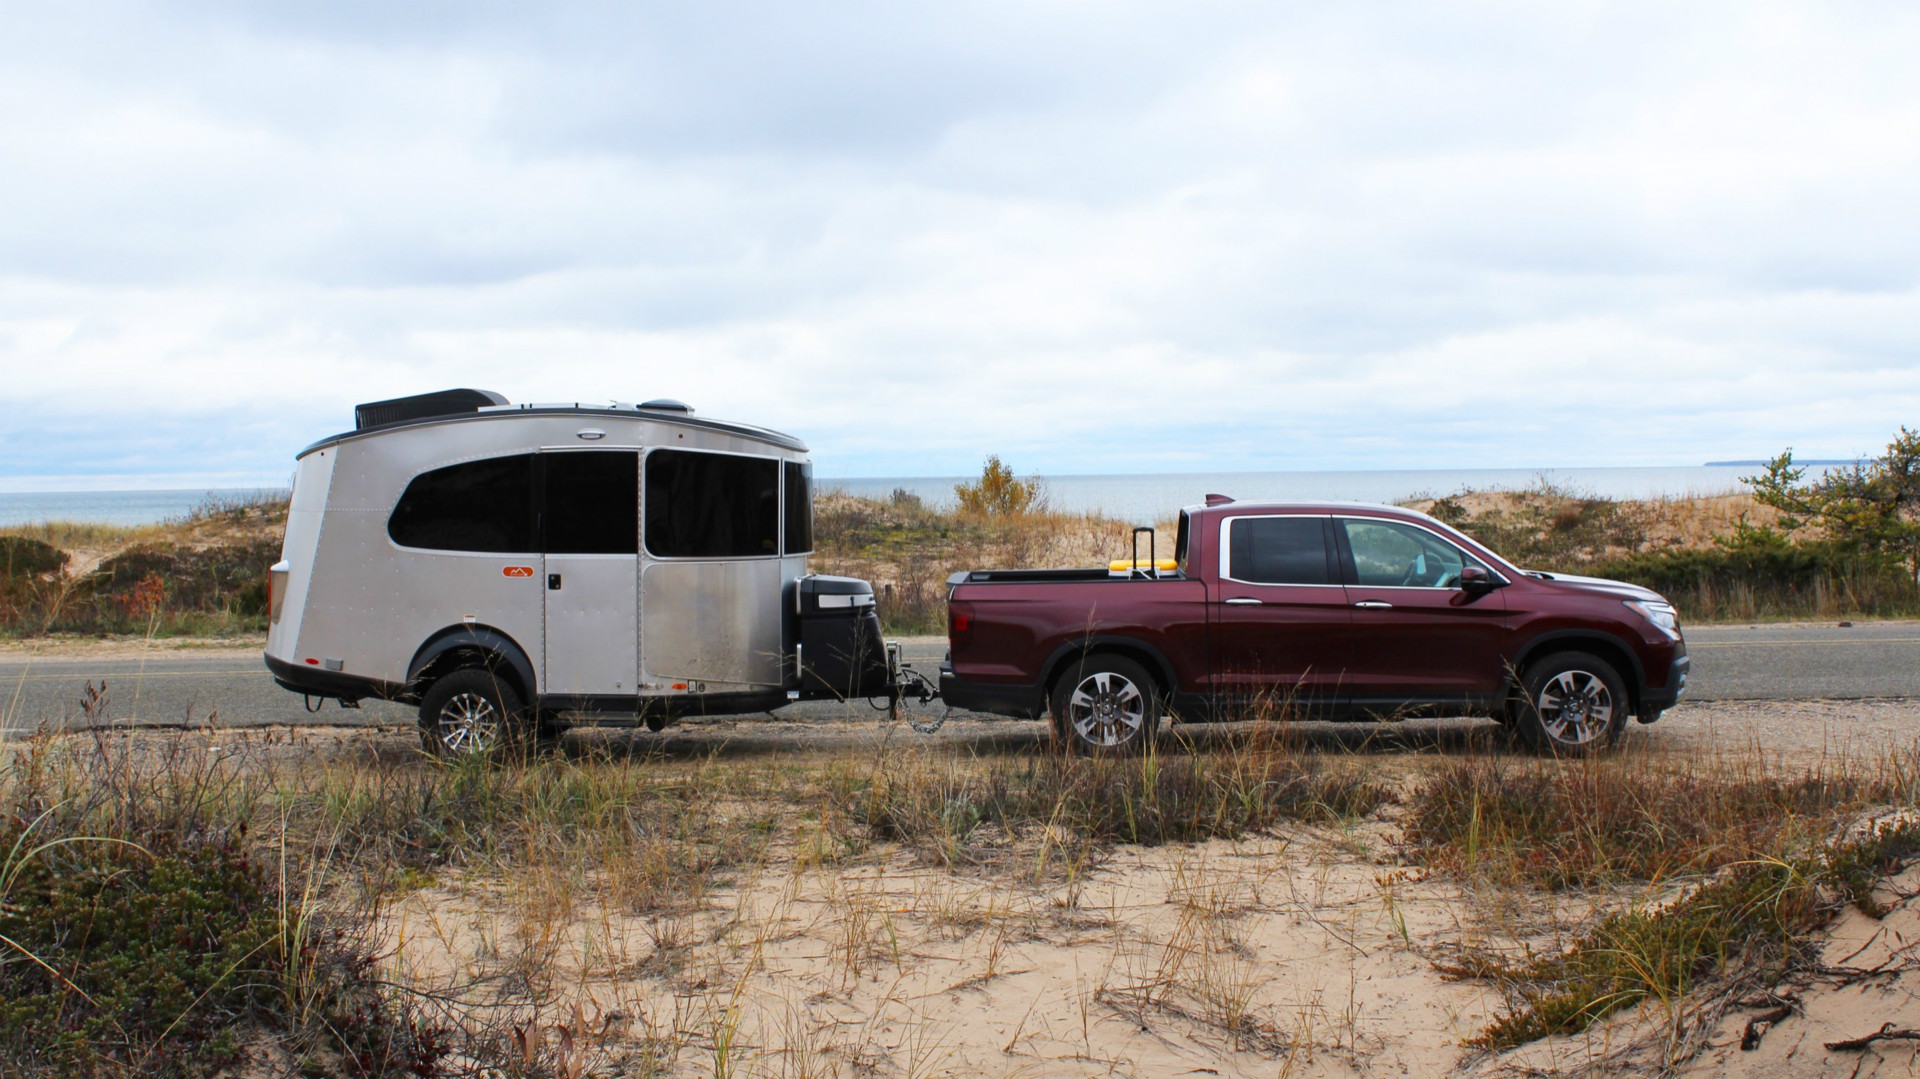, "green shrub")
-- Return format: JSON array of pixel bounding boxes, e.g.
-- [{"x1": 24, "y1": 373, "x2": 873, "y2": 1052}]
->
[
  {"x1": 0, "y1": 817, "x2": 441, "y2": 1077},
  {"x1": 1584, "y1": 529, "x2": 1919, "y2": 622},
  {"x1": 0, "y1": 537, "x2": 67, "y2": 579}
]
